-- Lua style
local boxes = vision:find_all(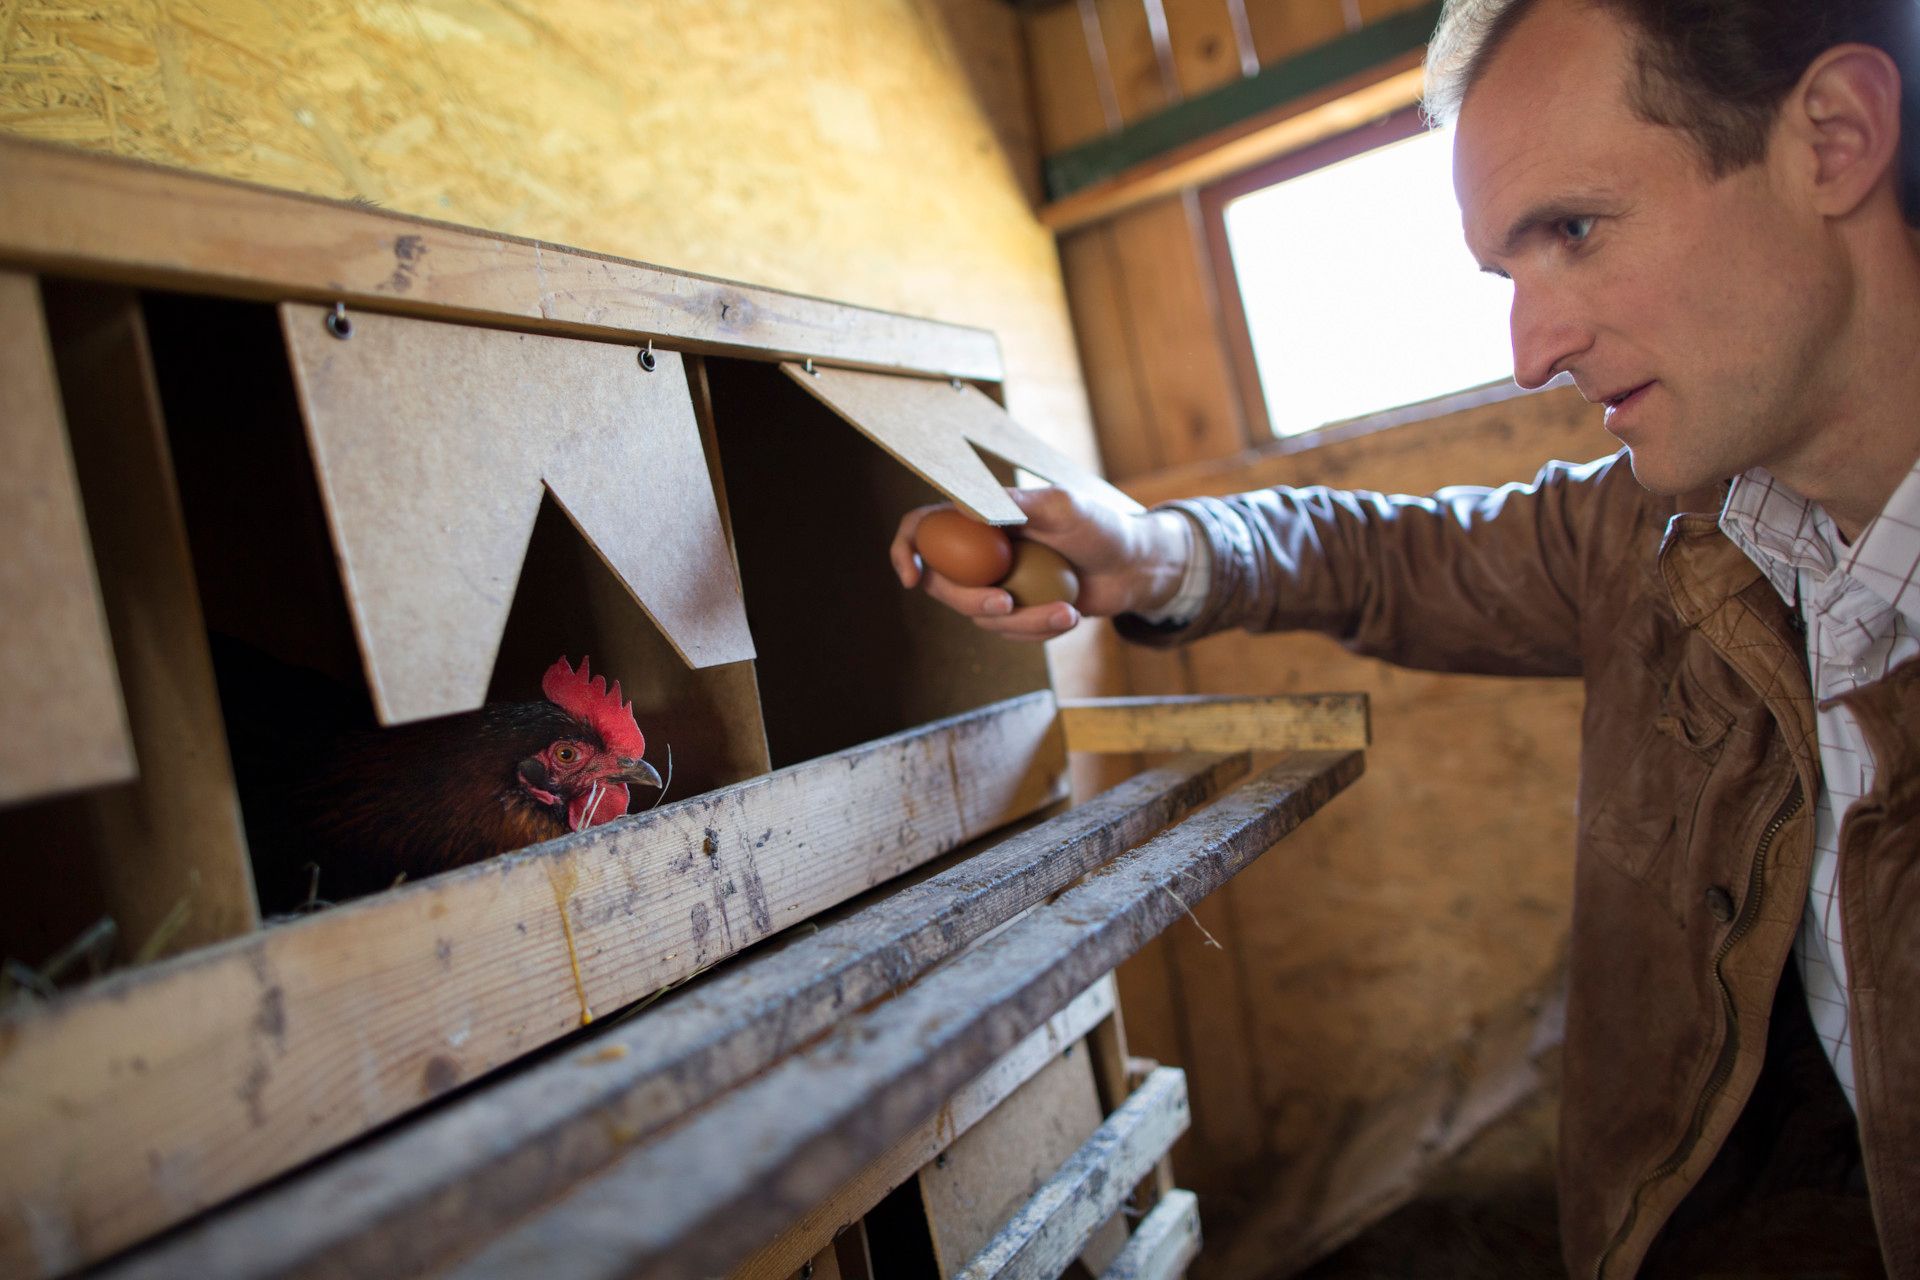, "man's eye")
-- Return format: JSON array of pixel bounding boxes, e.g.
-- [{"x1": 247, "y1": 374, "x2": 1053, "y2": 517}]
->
[{"x1": 1561, "y1": 216, "x2": 1596, "y2": 242}]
